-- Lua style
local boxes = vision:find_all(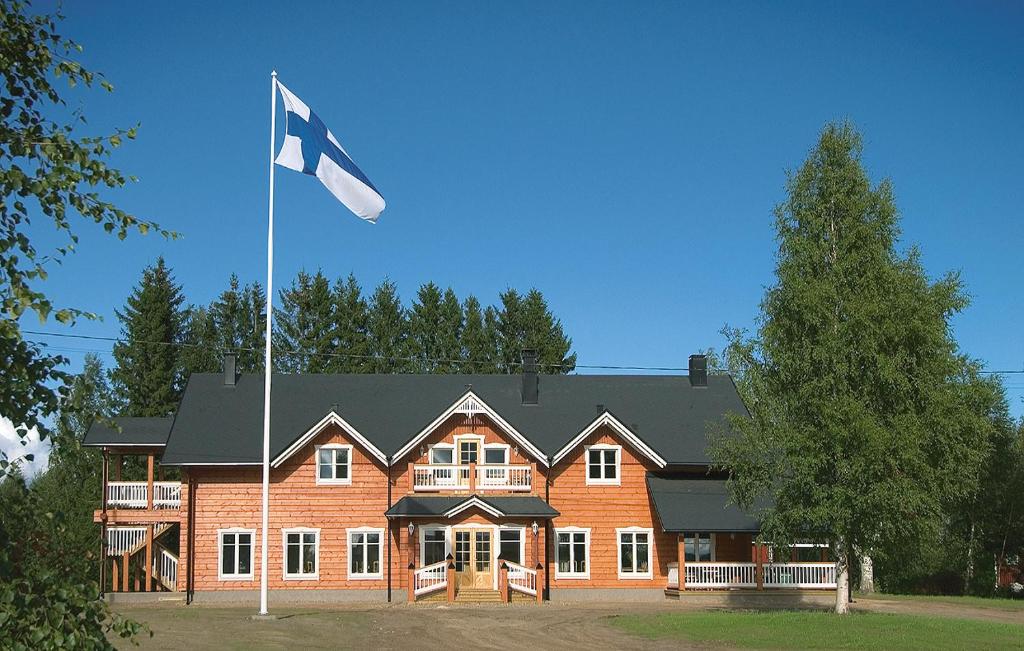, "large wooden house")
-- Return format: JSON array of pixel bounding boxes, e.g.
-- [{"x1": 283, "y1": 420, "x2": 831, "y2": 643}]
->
[{"x1": 86, "y1": 353, "x2": 835, "y2": 603}]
